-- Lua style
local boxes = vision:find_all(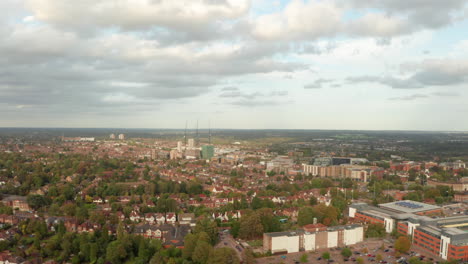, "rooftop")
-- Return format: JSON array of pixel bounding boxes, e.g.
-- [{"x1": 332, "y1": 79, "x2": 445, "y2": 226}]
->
[{"x1": 379, "y1": 200, "x2": 441, "y2": 213}]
